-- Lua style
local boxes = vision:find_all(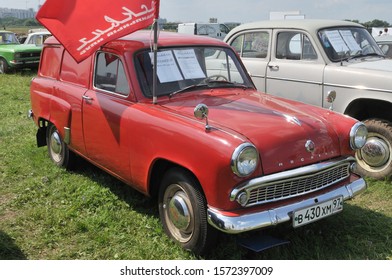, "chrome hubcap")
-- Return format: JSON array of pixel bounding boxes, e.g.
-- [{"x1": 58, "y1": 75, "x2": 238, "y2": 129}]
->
[
  {"x1": 163, "y1": 184, "x2": 194, "y2": 243},
  {"x1": 168, "y1": 193, "x2": 191, "y2": 230},
  {"x1": 360, "y1": 136, "x2": 390, "y2": 168},
  {"x1": 50, "y1": 131, "x2": 62, "y2": 162}
]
